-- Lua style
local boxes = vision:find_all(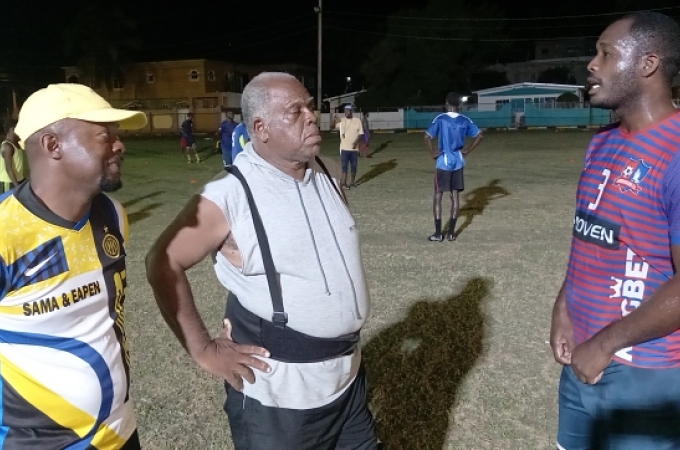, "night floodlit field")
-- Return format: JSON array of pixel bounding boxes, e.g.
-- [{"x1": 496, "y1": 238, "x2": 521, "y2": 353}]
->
[{"x1": 115, "y1": 129, "x2": 595, "y2": 449}]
